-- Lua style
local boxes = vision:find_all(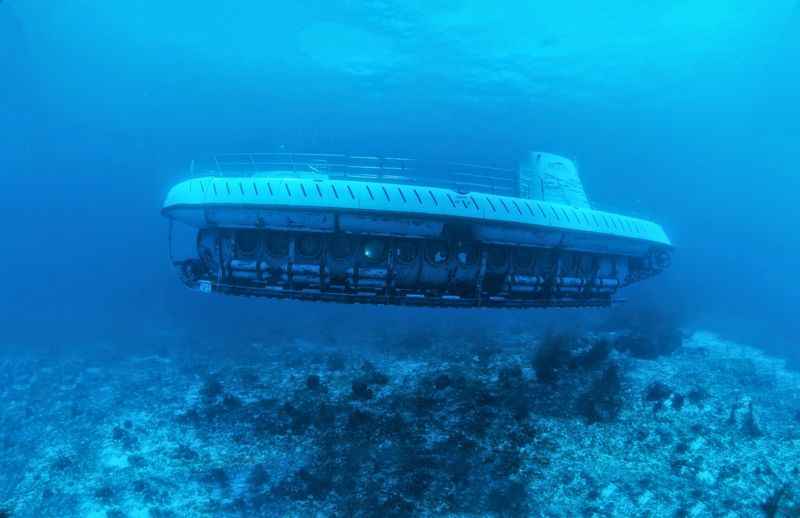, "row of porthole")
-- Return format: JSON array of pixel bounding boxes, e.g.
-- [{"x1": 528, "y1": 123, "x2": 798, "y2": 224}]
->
[{"x1": 235, "y1": 231, "x2": 539, "y2": 269}]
